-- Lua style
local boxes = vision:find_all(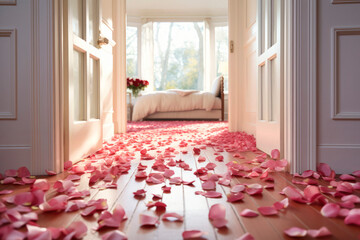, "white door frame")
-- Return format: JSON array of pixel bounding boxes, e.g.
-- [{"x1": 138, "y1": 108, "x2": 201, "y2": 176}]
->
[
  {"x1": 35, "y1": 0, "x2": 316, "y2": 174},
  {"x1": 228, "y1": 0, "x2": 317, "y2": 173}
]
